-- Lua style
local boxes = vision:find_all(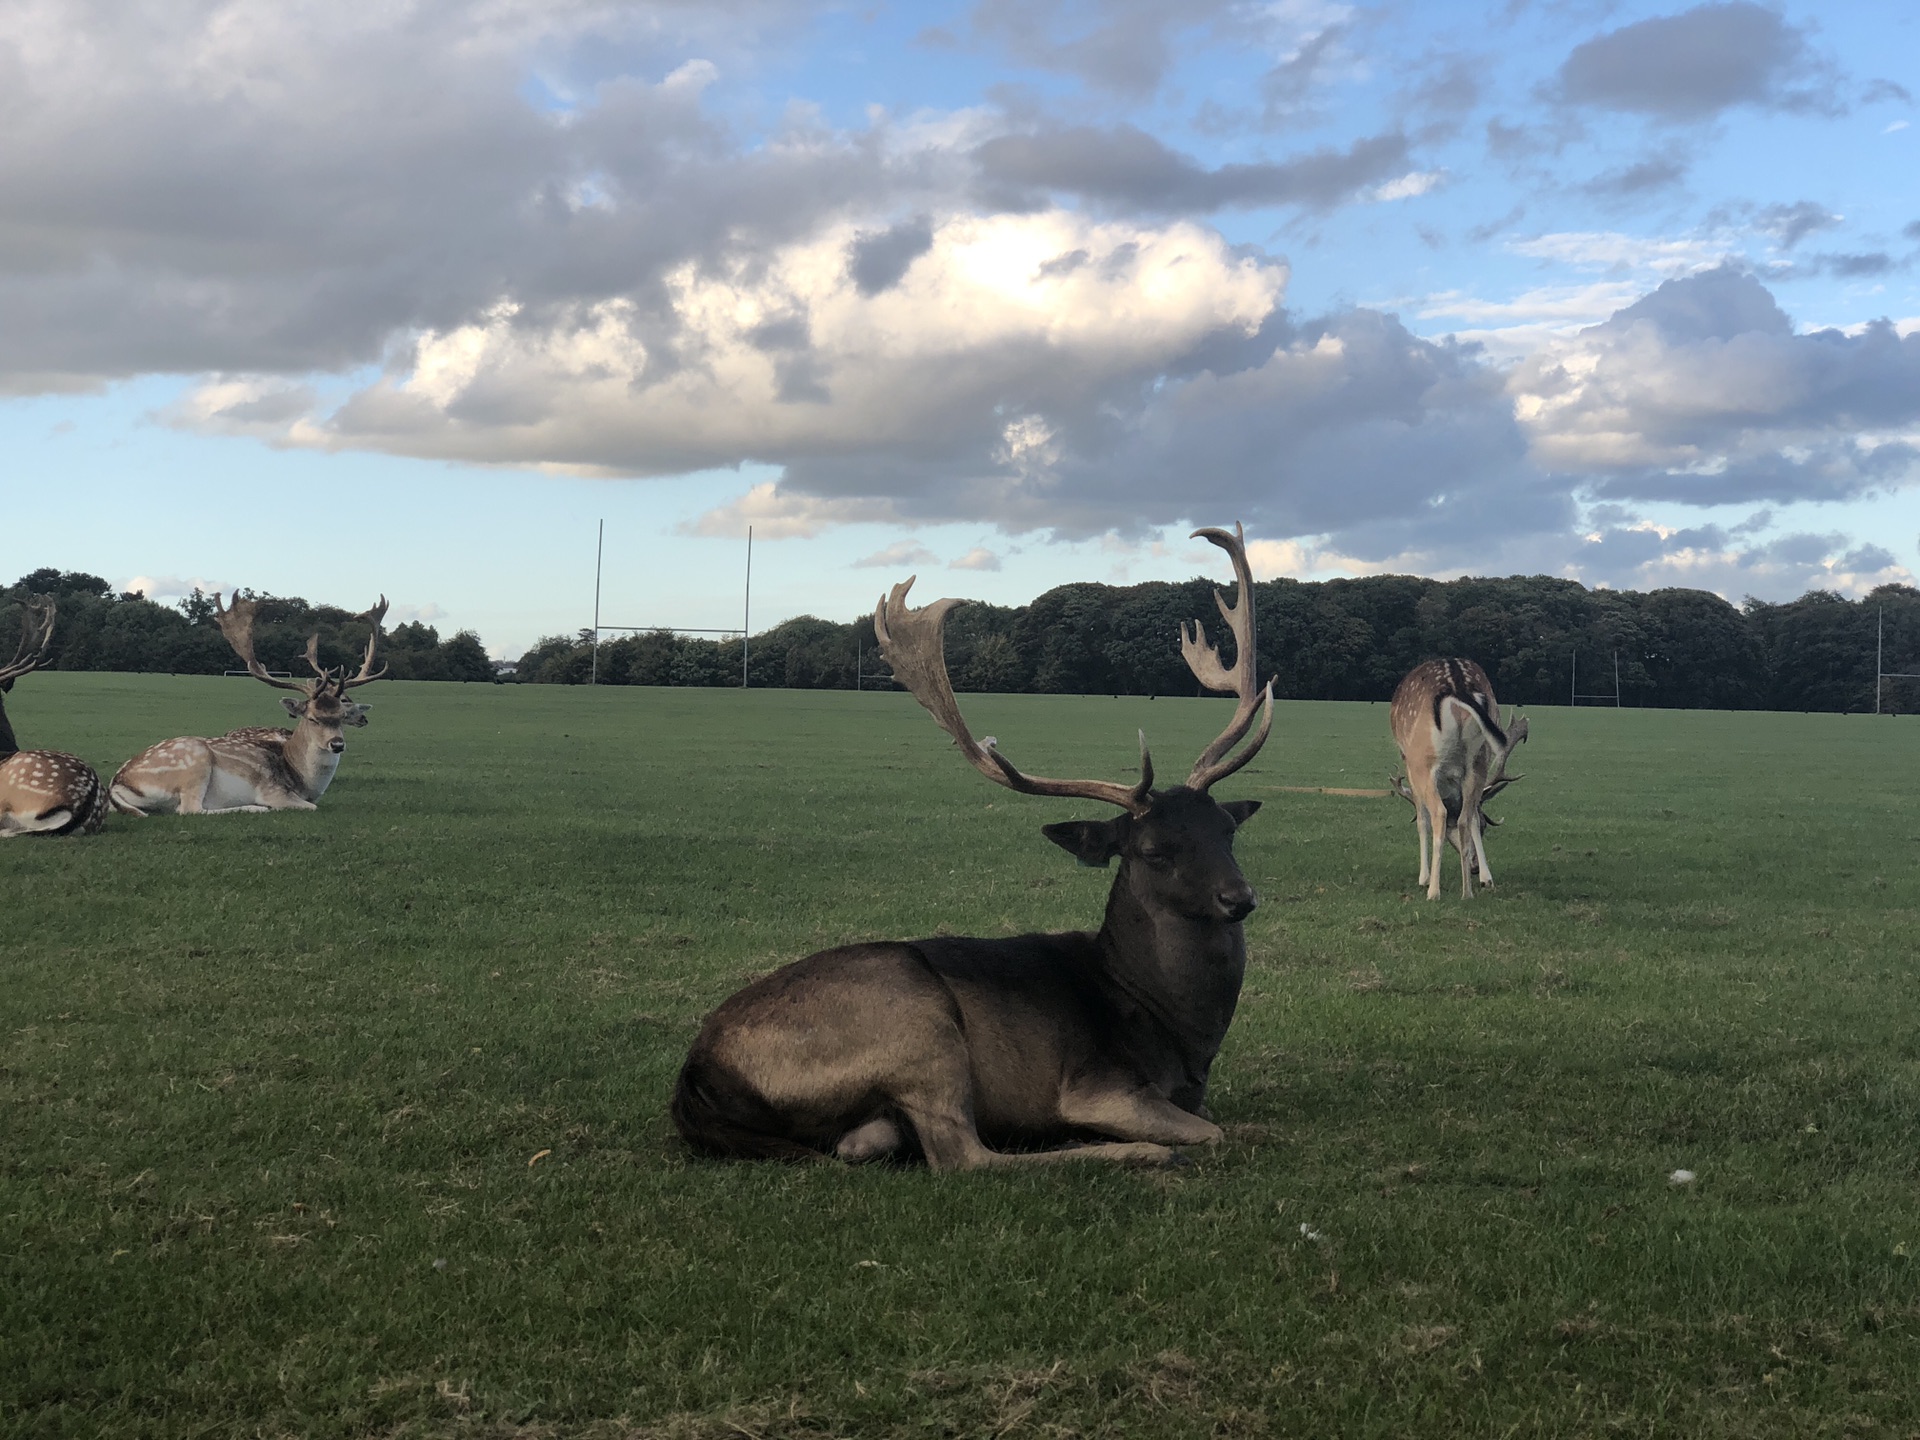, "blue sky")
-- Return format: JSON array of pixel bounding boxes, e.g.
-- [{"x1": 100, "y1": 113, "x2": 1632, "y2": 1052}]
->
[{"x1": 2, "y1": 0, "x2": 1916, "y2": 656}]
